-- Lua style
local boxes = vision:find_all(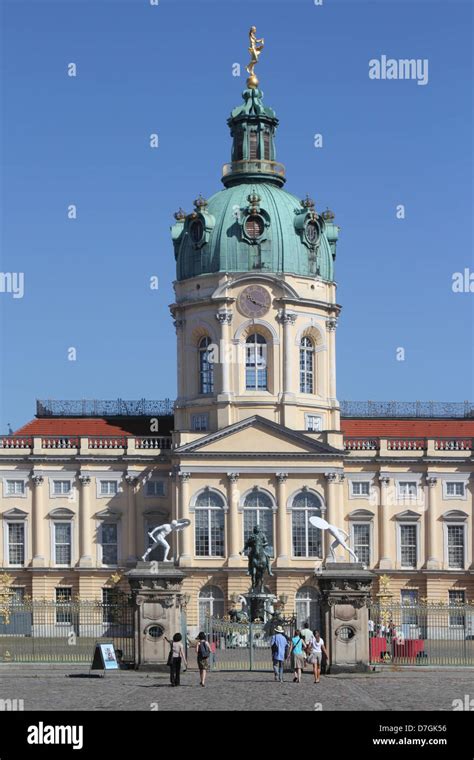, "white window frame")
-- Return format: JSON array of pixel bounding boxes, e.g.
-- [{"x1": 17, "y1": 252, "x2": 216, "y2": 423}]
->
[
  {"x1": 98, "y1": 521, "x2": 120, "y2": 567},
  {"x1": 96, "y1": 476, "x2": 123, "y2": 499},
  {"x1": 3, "y1": 479, "x2": 27, "y2": 498},
  {"x1": 443, "y1": 522, "x2": 466, "y2": 570},
  {"x1": 145, "y1": 480, "x2": 166, "y2": 498},
  {"x1": 52, "y1": 521, "x2": 73, "y2": 567},
  {"x1": 397, "y1": 521, "x2": 420, "y2": 569},
  {"x1": 350, "y1": 481, "x2": 371, "y2": 499},
  {"x1": 305, "y1": 414, "x2": 322, "y2": 432},
  {"x1": 350, "y1": 521, "x2": 372, "y2": 566},
  {"x1": 99, "y1": 480, "x2": 120, "y2": 497},
  {"x1": 5, "y1": 521, "x2": 26, "y2": 567},
  {"x1": 397, "y1": 481, "x2": 419, "y2": 500},
  {"x1": 192, "y1": 414, "x2": 209, "y2": 432},
  {"x1": 50, "y1": 478, "x2": 74, "y2": 498},
  {"x1": 443, "y1": 481, "x2": 467, "y2": 500}
]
